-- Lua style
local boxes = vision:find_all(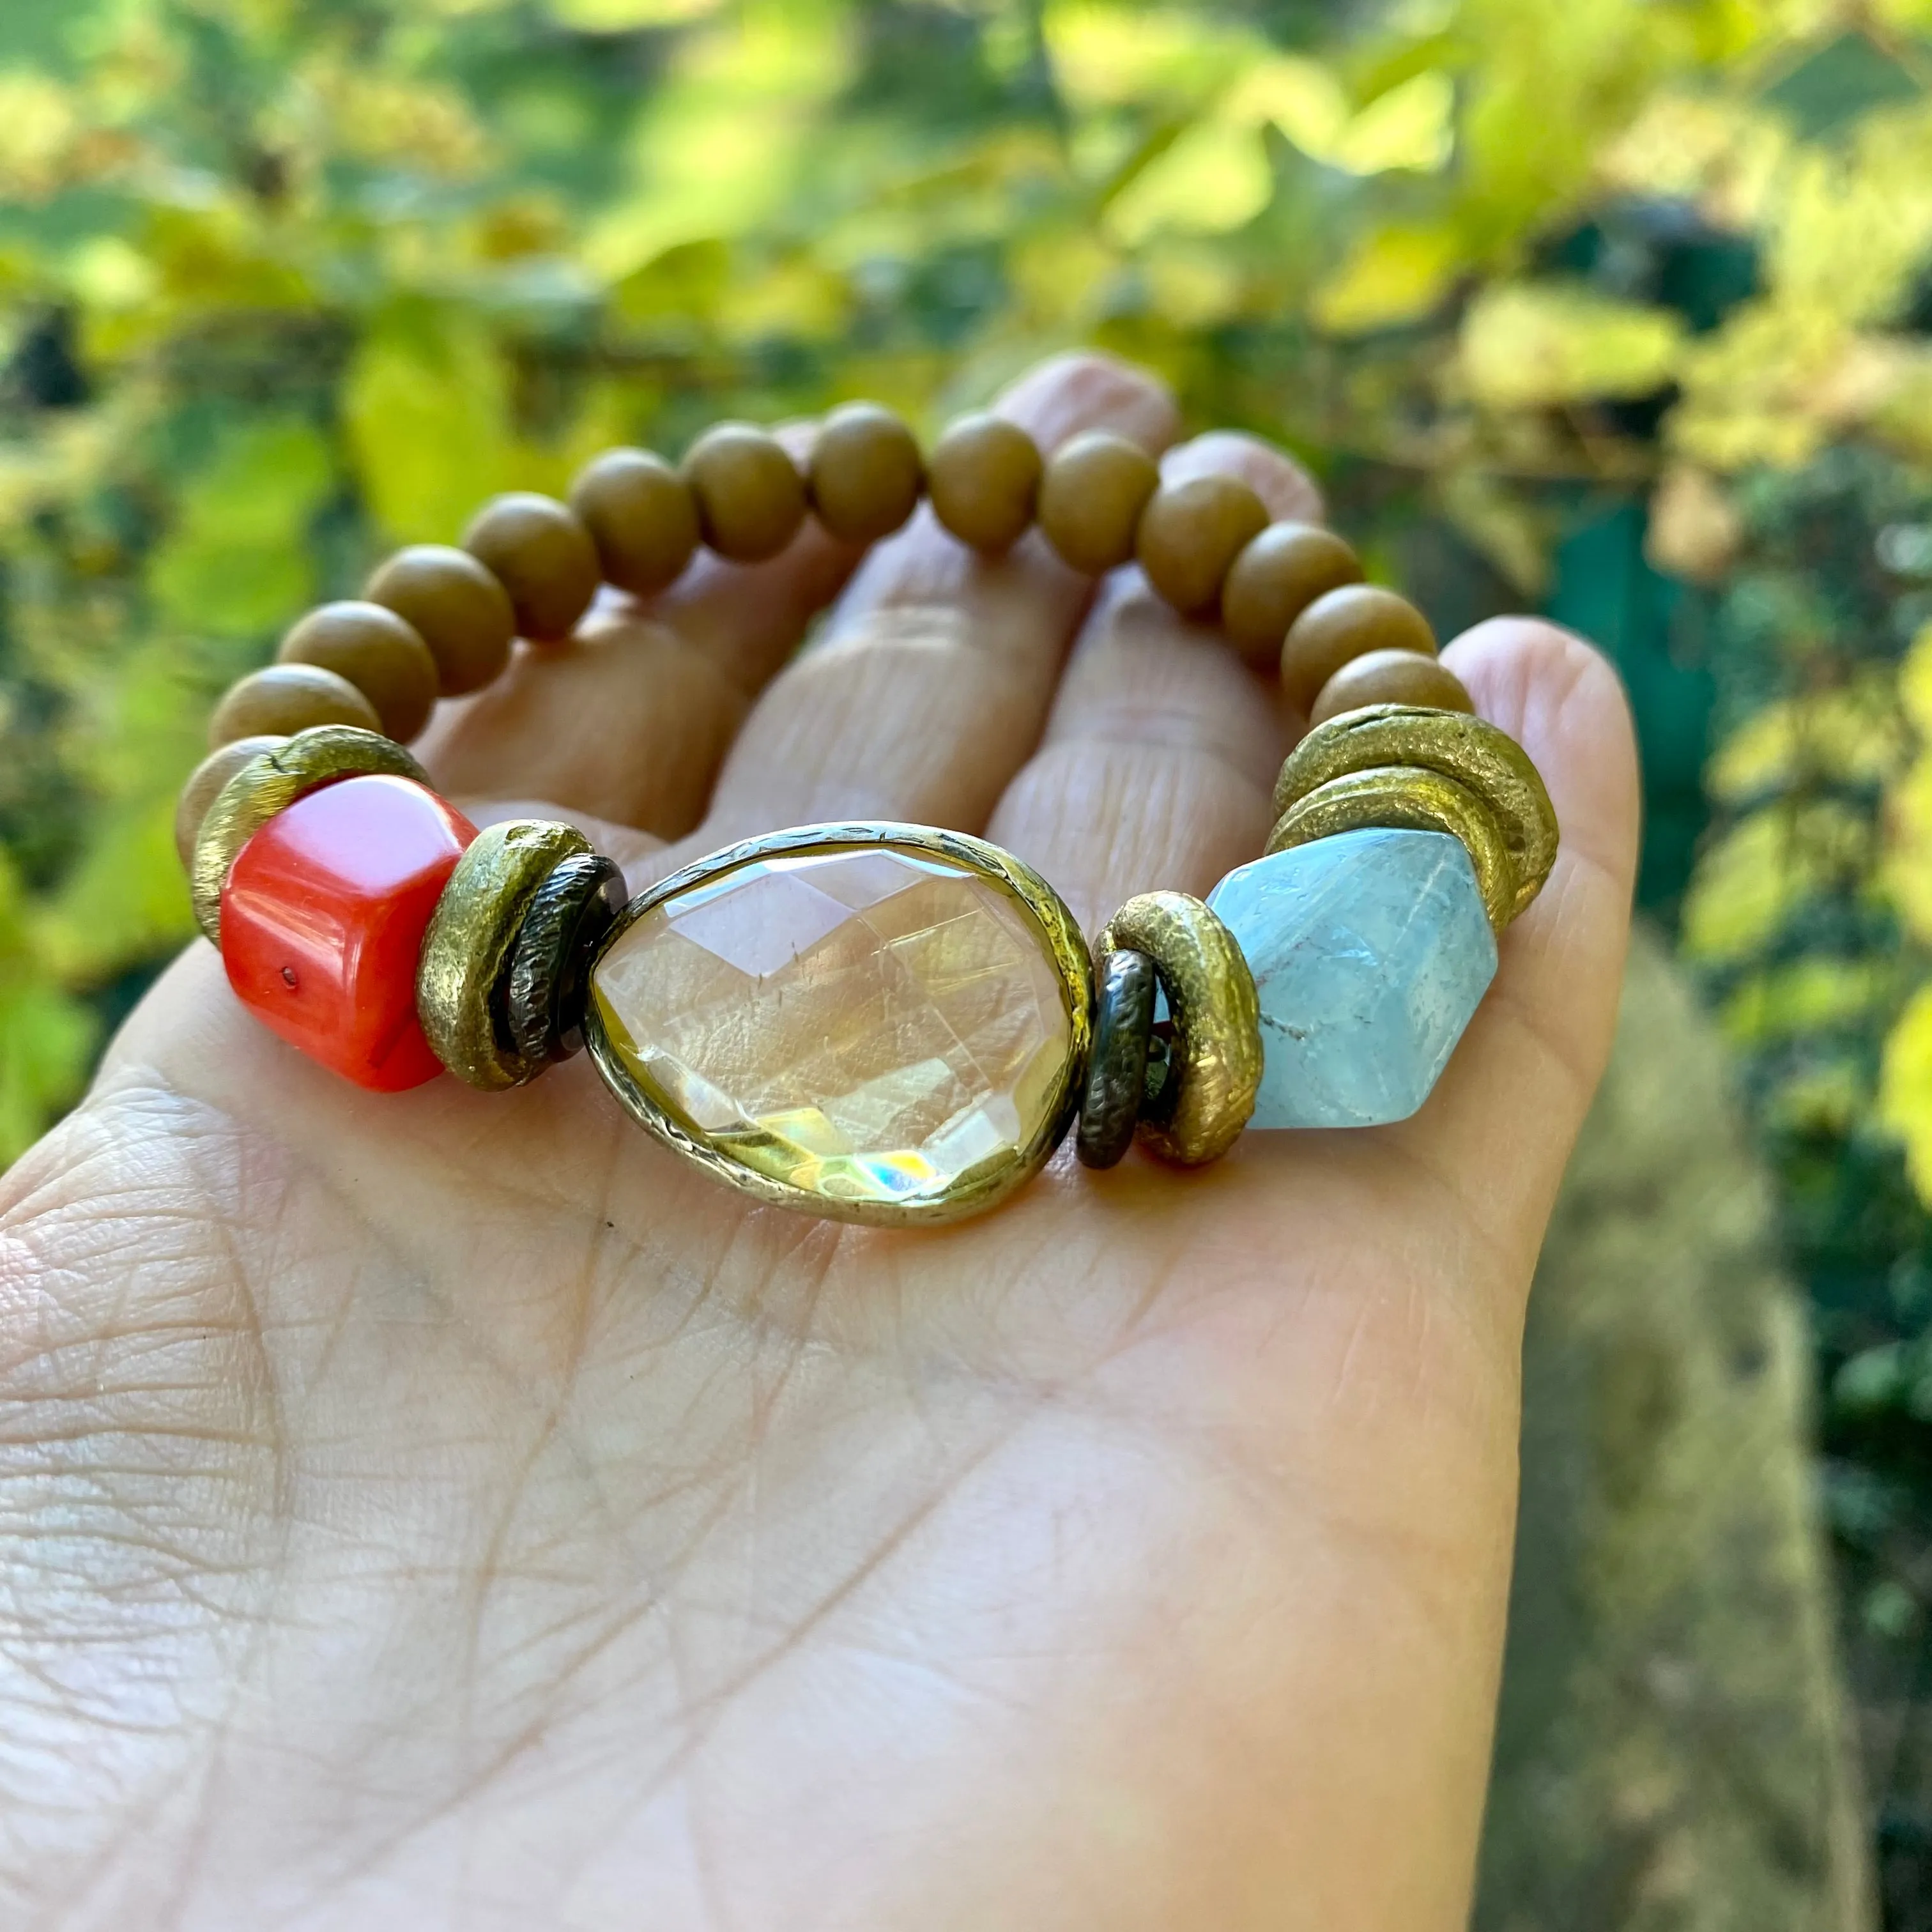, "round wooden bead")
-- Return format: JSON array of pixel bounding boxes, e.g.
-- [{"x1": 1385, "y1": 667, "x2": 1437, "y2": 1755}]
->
[
  {"x1": 1136, "y1": 474, "x2": 1269, "y2": 616},
  {"x1": 1279, "y1": 585, "x2": 1436, "y2": 716},
  {"x1": 209, "y1": 663, "x2": 381, "y2": 749},
  {"x1": 1222, "y1": 523, "x2": 1364, "y2": 664},
  {"x1": 926, "y1": 413, "x2": 1042, "y2": 554},
  {"x1": 174, "y1": 734, "x2": 284, "y2": 871},
  {"x1": 1076, "y1": 947, "x2": 1157, "y2": 1170},
  {"x1": 1037, "y1": 432, "x2": 1160, "y2": 575},
  {"x1": 364, "y1": 545, "x2": 515, "y2": 696},
  {"x1": 682, "y1": 424, "x2": 808, "y2": 563},
  {"x1": 277, "y1": 600, "x2": 439, "y2": 742},
  {"x1": 808, "y1": 402, "x2": 924, "y2": 544},
  {"x1": 1310, "y1": 649, "x2": 1473, "y2": 726},
  {"x1": 569, "y1": 448, "x2": 700, "y2": 597},
  {"x1": 462, "y1": 493, "x2": 601, "y2": 644}
]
